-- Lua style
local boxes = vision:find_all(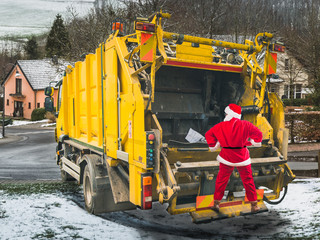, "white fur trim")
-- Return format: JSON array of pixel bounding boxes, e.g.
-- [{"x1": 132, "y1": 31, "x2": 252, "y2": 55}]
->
[
  {"x1": 209, "y1": 142, "x2": 220, "y2": 152},
  {"x1": 225, "y1": 106, "x2": 241, "y2": 119},
  {"x1": 217, "y1": 155, "x2": 251, "y2": 166},
  {"x1": 250, "y1": 139, "x2": 262, "y2": 147},
  {"x1": 223, "y1": 114, "x2": 233, "y2": 122}
]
